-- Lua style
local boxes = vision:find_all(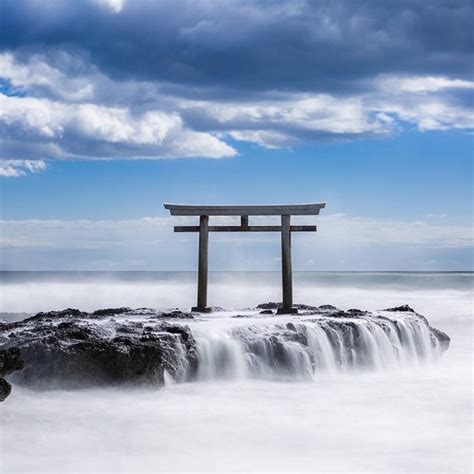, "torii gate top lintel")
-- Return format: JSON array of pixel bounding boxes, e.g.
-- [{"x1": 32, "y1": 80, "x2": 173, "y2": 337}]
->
[
  {"x1": 164, "y1": 202, "x2": 326, "y2": 314},
  {"x1": 164, "y1": 203, "x2": 325, "y2": 216}
]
